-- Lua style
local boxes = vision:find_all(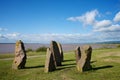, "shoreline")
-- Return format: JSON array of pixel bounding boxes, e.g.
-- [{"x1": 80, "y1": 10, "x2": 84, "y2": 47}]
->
[{"x1": 0, "y1": 43, "x2": 119, "y2": 54}]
